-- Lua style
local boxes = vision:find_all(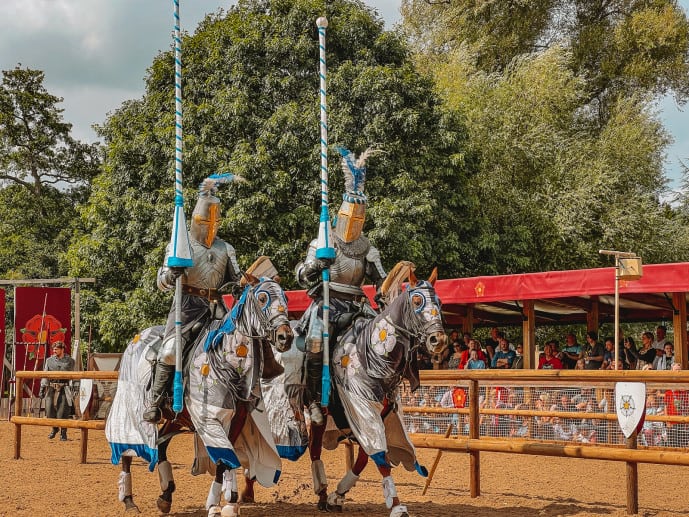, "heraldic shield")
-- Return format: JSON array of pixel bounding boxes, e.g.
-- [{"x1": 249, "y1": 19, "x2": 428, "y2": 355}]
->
[
  {"x1": 79, "y1": 378, "x2": 94, "y2": 415},
  {"x1": 615, "y1": 382, "x2": 646, "y2": 438}
]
